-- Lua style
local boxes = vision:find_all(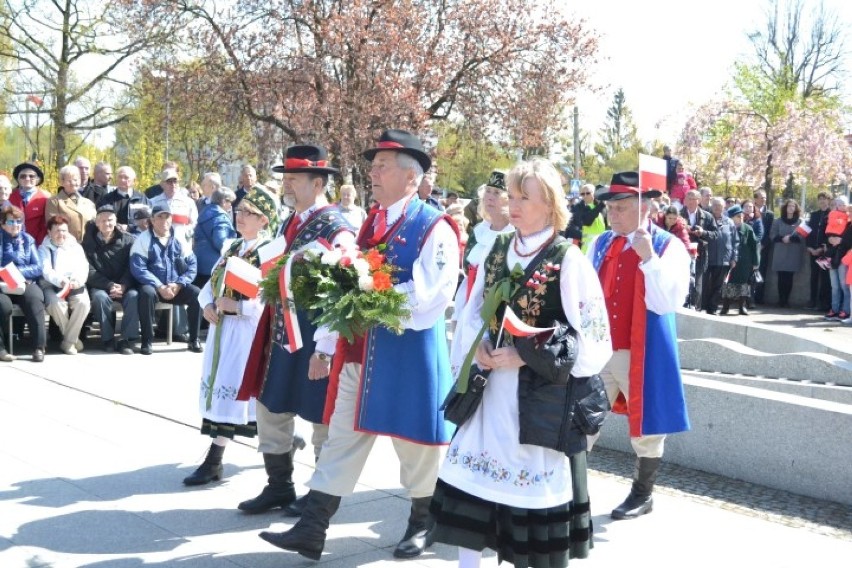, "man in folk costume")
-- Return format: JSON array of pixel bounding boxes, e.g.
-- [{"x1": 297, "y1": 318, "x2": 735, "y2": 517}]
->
[
  {"x1": 259, "y1": 129, "x2": 460, "y2": 560},
  {"x1": 237, "y1": 144, "x2": 356, "y2": 515},
  {"x1": 587, "y1": 171, "x2": 691, "y2": 520}
]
